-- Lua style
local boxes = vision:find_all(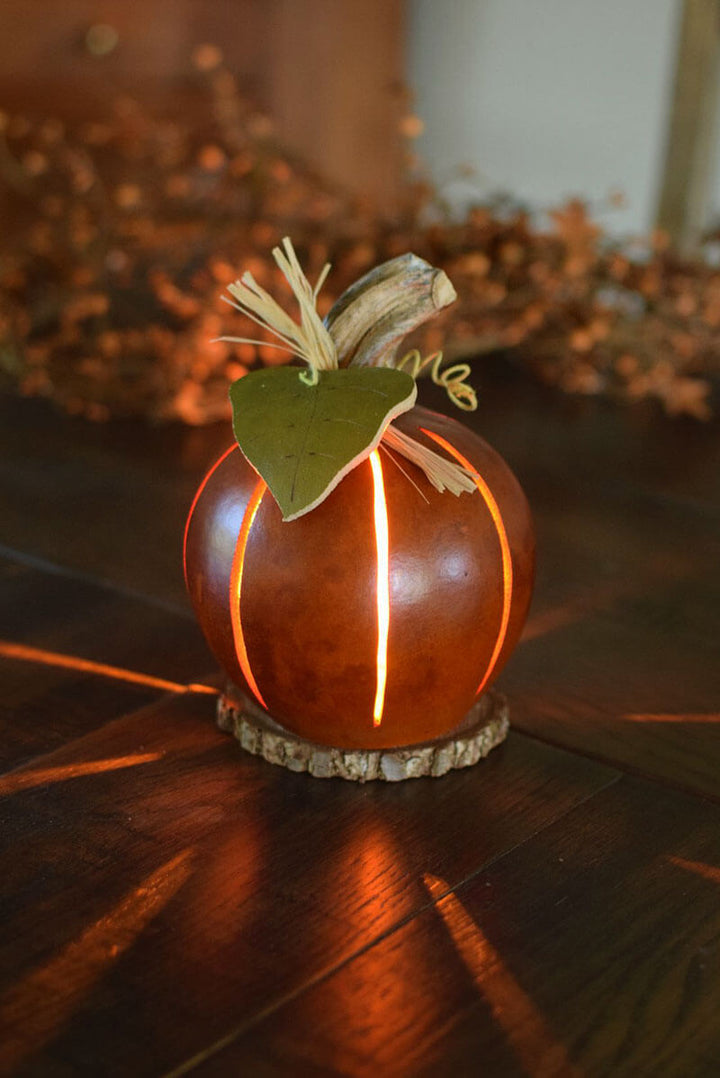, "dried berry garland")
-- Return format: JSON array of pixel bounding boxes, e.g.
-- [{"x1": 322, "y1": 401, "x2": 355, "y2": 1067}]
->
[{"x1": 0, "y1": 48, "x2": 717, "y2": 422}]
